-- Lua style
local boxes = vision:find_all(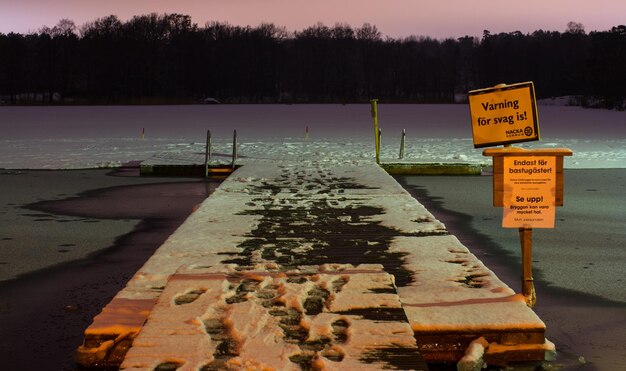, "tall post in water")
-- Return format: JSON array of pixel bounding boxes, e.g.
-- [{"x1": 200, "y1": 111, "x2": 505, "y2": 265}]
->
[
  {"x1": 399, "y1": 129, "x2": 406, "y2": 159},
  {"x1": 232, "y1": 129, "x2": 238, "y2": 170},
  {"x1": 370, "y1": 99, "x2": 380, "y2": 164},
  {"x1": 204, "y1": 130, "x2": 212, "y2": 178}
]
